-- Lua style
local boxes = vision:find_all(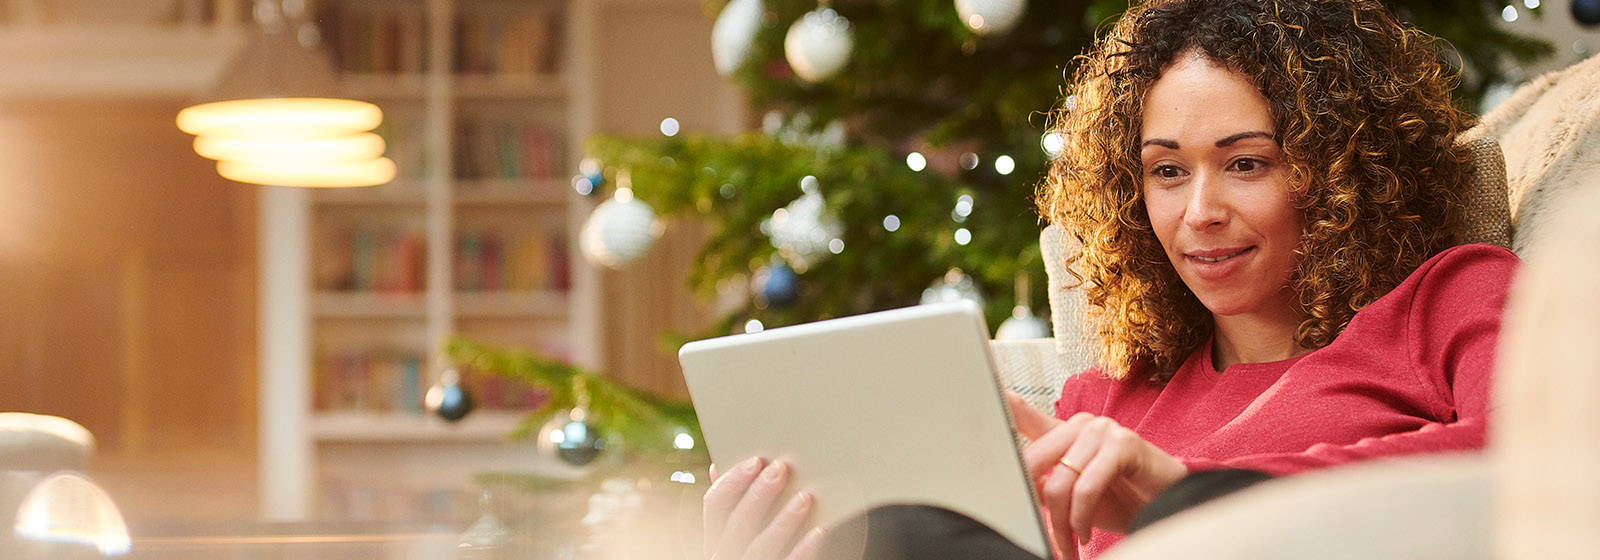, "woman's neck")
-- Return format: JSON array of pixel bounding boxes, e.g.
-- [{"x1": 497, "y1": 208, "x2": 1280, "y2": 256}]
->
[{"x1": 1210, "y1": 303, "x2": 1309, "y2": 372}]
